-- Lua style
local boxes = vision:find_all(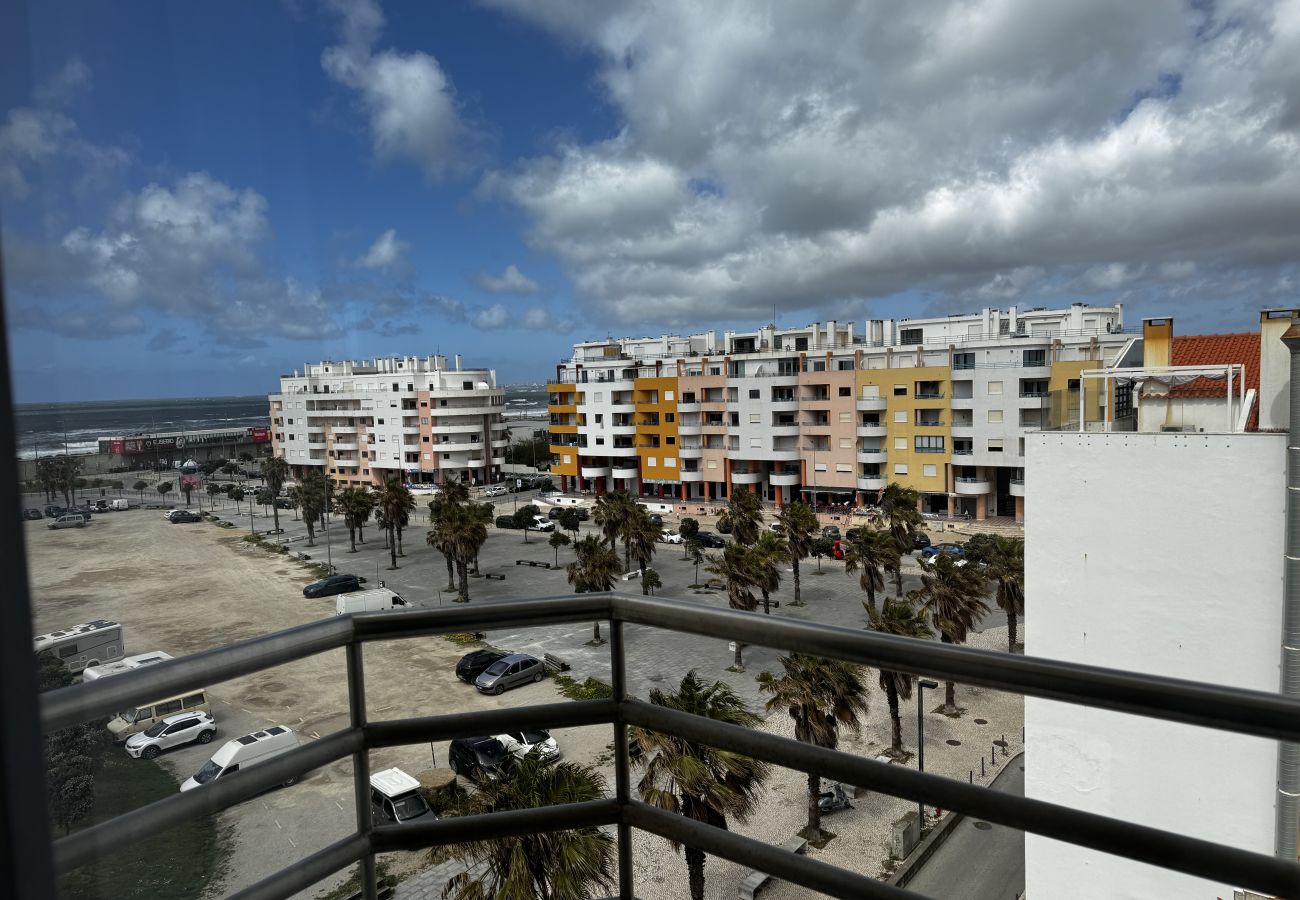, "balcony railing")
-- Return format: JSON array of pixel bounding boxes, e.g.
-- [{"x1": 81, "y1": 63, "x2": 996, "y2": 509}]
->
[{"x1": 31, "y1": 594, "x2": 1300, "y2": 900}]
